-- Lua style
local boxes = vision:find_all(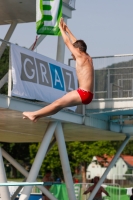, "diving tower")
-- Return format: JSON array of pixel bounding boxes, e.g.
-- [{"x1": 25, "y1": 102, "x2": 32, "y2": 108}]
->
[{"x1": 0, "y1": 1, "x2": 133, "y2": 200}]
